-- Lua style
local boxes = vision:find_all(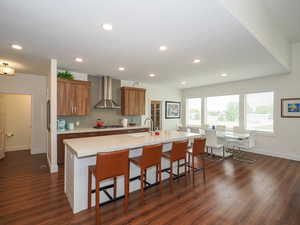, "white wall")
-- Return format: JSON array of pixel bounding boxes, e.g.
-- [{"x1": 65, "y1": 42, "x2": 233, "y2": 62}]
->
[
  {"x1": 0, "y1": 94, "x2": 31, "y2": 151},
  {"x1": 182, "y1": 43, "x2": 300, "y2": 161},
  {"x1": 0, "y1": 73, "x2": 47, "y2": 154},
  {"x1": 121, "y1": 81, "x2": 182, "y2": 130}
]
